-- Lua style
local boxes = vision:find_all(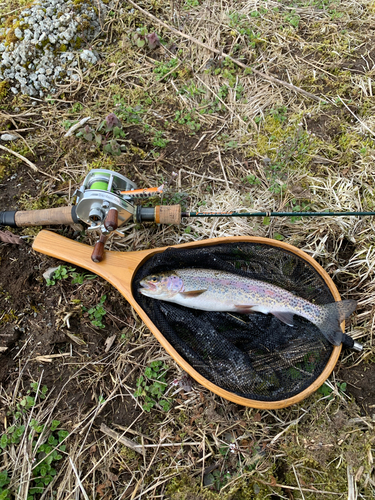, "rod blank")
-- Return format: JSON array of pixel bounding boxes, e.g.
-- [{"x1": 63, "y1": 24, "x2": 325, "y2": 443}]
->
[{"x1": 182, "y1": 211, "x2": 375, "y2": 218}]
